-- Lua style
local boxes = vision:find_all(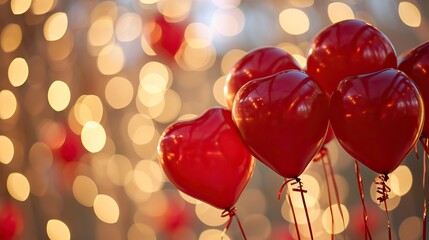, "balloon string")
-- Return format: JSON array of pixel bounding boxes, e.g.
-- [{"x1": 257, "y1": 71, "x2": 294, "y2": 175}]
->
[
  {"x1": 355, "y1": 161, "x2": 372, "y2": 240},
  {"x1": 292, "y1": 178, "x2": 313, "y2": 240},
  {"x1": 220, "y1": 207, "x2": 247, "y2": 240},
  {"x1": 419, "y1": 137, "x2": 428, "y2": 239},
  {"x1": 320, "y1": 150, "x2": 334, "y2": 239},
  {"x1": 374, "y1": 174, "x2": 391, "y2": 240},
  {"x1": 285, "y1": 181, "x2": 301, "y2": 240}
]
